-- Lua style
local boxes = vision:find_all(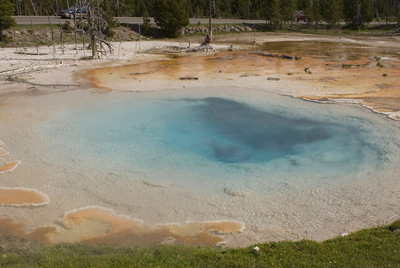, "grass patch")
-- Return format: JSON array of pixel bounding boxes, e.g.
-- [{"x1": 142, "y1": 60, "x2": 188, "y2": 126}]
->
[{"x1": 1, "y1": 220, "x2": 400, "y2": 267}]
